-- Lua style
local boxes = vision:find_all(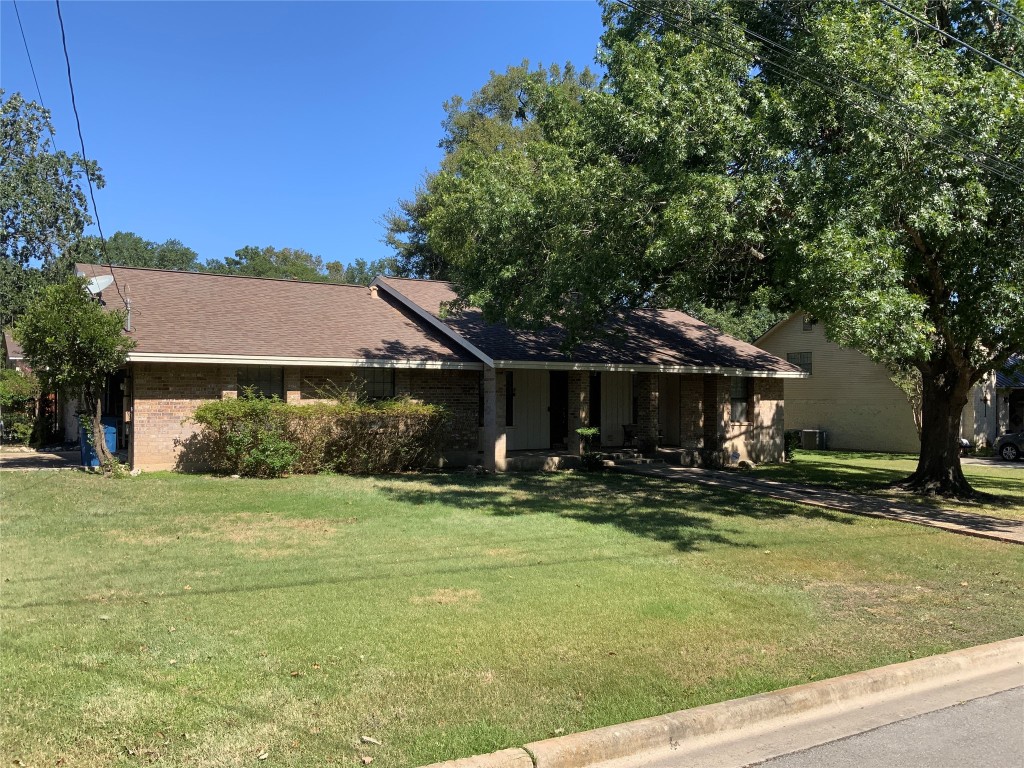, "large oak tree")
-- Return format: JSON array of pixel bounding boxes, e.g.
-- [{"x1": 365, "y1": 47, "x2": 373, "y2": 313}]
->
[{"x1": 412, "y1": 0, "x2": 1023, "y2": 496}]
